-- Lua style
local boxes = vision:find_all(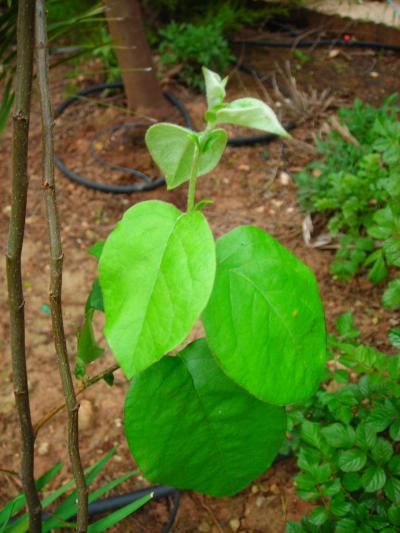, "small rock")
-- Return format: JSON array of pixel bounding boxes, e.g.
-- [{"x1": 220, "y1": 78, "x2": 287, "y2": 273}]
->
[
  {"x1": 251, "y1": 484, "x2": 259, "y2": 494},
  {"x1": 255, "y1": 495, "x2": 266, "y2": 508},
  {"x1": 198, "y1": 521, "x2": 211, "y2": 532},
  {"x1": 328, "y1": 49, "x2": 340, "y2": 59},
  {"x1": 279, "y1": 171, "x2": 291, "y2": 185},
  {"x1": 79, "y1": 399, "x2": 95, "y2": 431},
  {"x1": 370, "y1": 71, "x2": 379, "y2": 78},
  {"x1": 2, "y1": 205, "x2": 11, "y2": 216},
  {"x1": 255, "y1": 206, "x2": 265, "y2": 213},
  {"x1": 114, "y1": 418, "x2": 122, "y2": 428},
  {"x1": 238, "y1": 164, "x2": 250, "y2": 172},
  {"x1": 229, "y1": 518, "x2": 240, "y2": 531},
  {"x1": 38, "y1": 441, "x2": 49, "y2": 456}
]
